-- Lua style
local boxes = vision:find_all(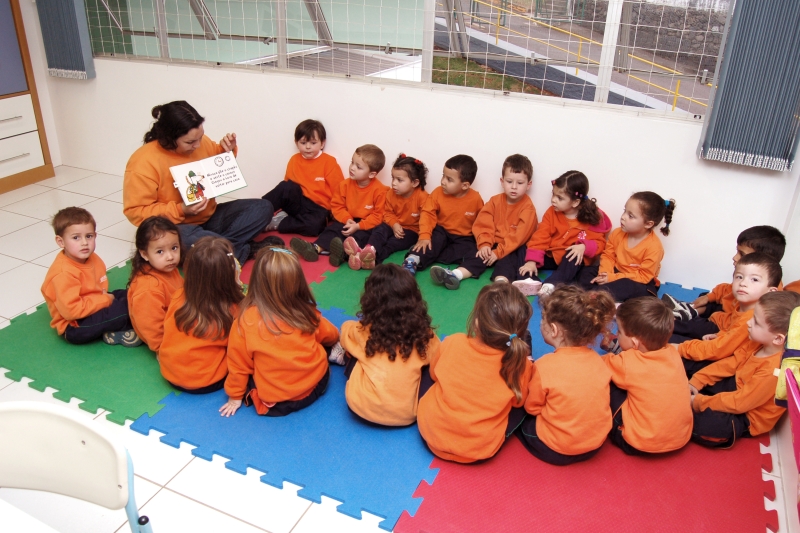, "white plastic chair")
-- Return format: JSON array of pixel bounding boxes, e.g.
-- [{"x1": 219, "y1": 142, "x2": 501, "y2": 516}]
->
[{"x1": 0, "y1": 401, "x2": 153, "y2": 533}]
